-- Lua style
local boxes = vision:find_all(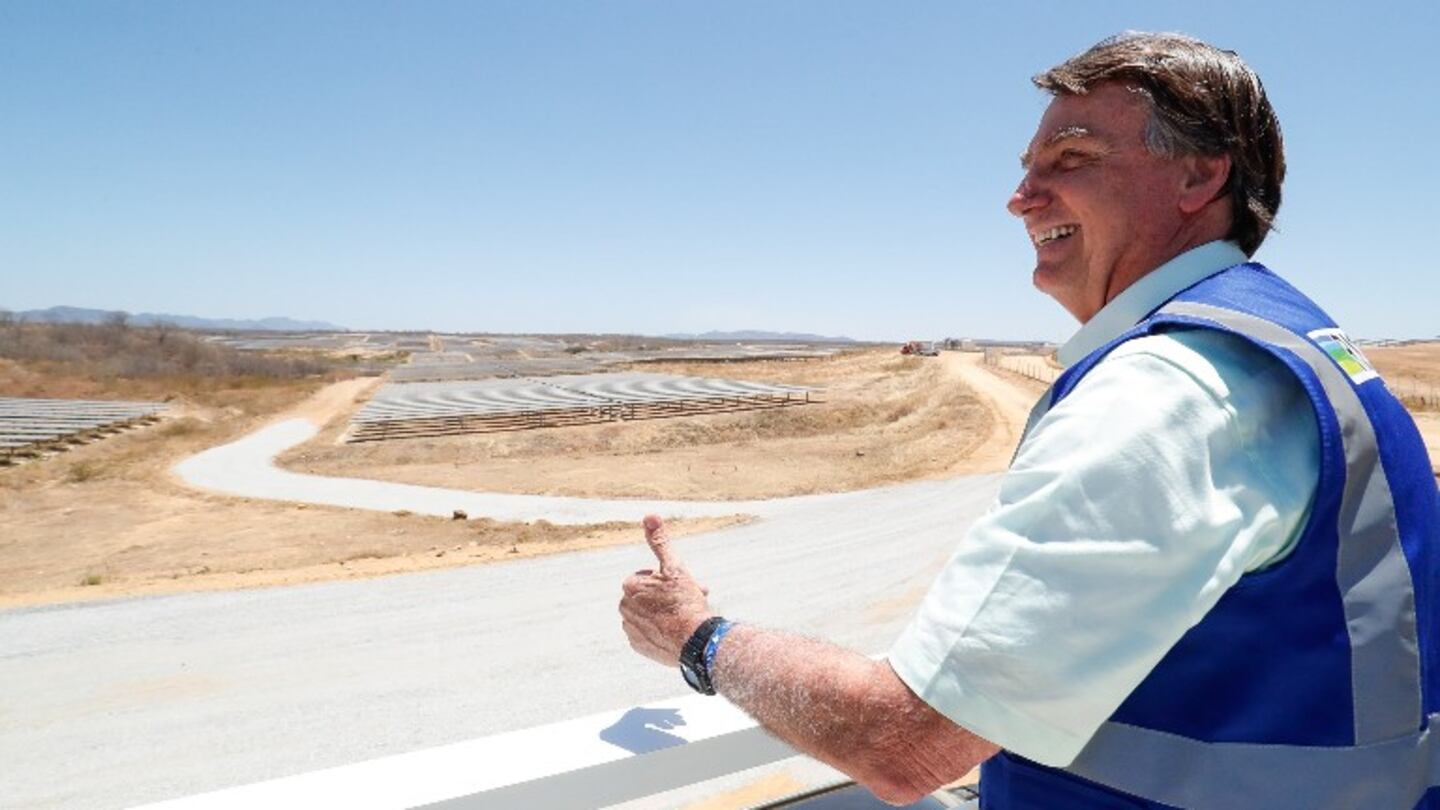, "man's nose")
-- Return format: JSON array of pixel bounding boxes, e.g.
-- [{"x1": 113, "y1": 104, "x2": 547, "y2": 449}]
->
[{"x1": 1007, "y1": 174, "x2": 1047, "y2": 218}]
